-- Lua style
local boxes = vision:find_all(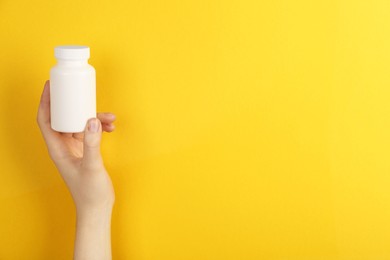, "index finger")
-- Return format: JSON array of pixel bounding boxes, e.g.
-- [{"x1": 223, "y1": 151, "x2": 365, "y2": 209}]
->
[{"x1": 37, "y1": 80, "x2": 62, "y2": 149}]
